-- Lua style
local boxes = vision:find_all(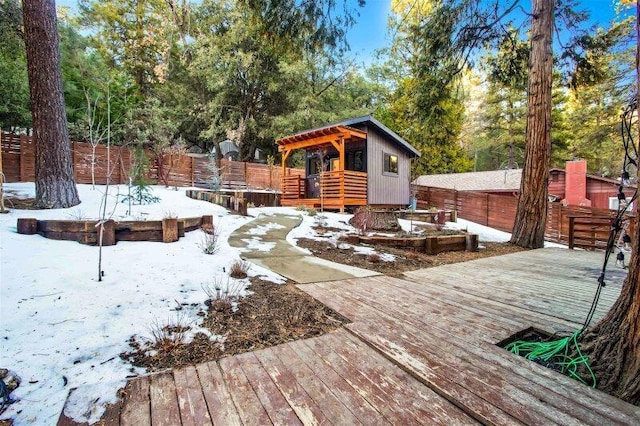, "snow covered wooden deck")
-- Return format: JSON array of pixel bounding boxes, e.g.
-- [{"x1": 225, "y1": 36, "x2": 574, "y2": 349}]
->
[{"x1": 58, "y1": 248, "x2": 640, "y2": 425}]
